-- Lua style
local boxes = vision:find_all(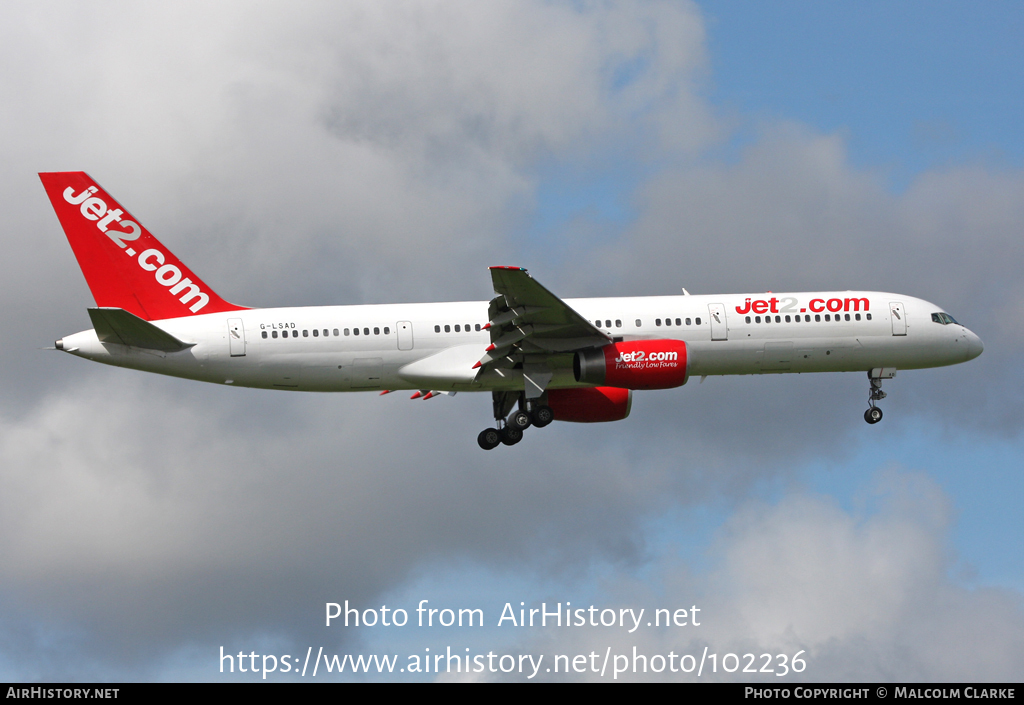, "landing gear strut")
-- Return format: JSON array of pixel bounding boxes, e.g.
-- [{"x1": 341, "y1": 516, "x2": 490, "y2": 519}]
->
[
  {"x1": 477, "y1": 391, "x2": 554, "y2": 449},
  {"x1": 864, "y1": 369, "x2": 895, "y2": 425}
]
